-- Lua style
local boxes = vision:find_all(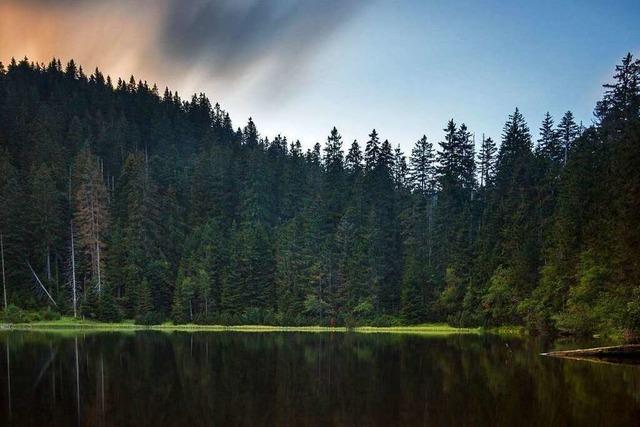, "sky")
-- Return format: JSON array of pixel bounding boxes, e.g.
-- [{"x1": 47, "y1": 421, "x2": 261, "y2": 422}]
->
[{"x1": 1, "y1": 0, "x2": 639, "y2": 152}]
